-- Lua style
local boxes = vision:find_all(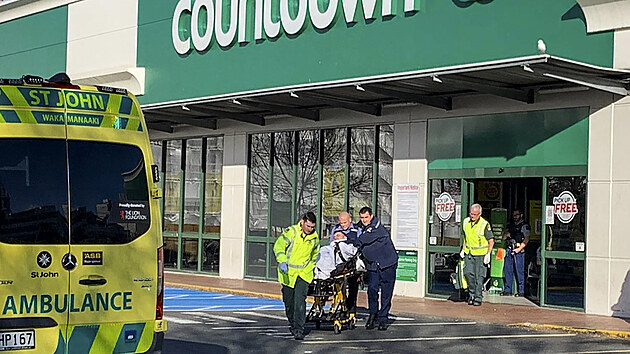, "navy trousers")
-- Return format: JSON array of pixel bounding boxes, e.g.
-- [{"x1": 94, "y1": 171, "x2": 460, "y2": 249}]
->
[
  {"x1": 366, "y1": 264, "x2": 397, "y2": 324},
  {"x1": 504, "y1": 250, "x2": 525, "y2": 294}
]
